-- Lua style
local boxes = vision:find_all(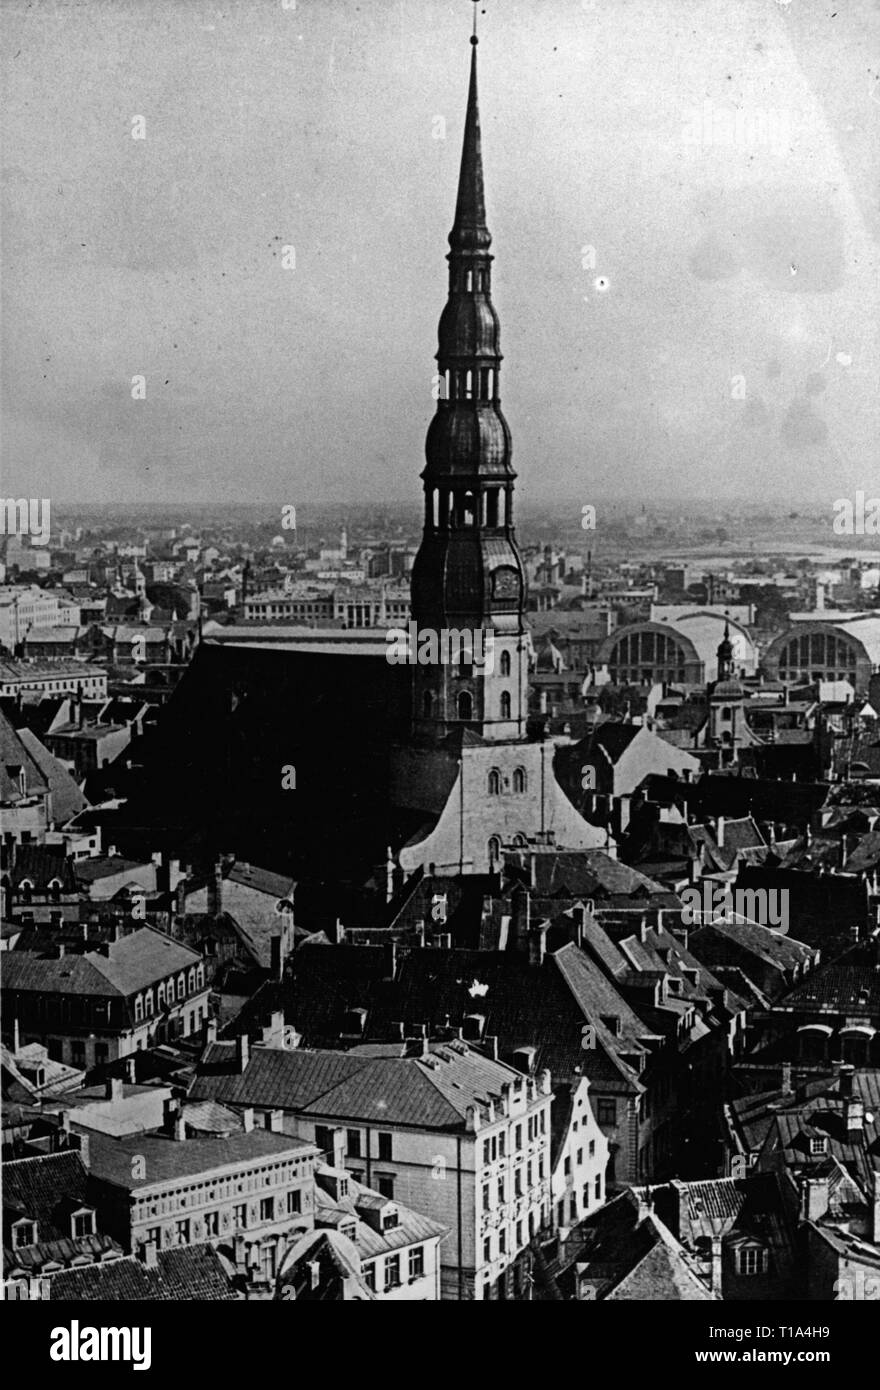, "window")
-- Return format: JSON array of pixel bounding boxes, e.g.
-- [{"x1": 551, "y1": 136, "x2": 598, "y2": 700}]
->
[
  {"x1": 500, "y1": 650, "x2": 511, "y2": 677},
  {"x1": 364, "y1": 1263, "x2": 376, "y2": 1292},
  {"x1": 347, "y1": 1129, "x2": 362, "y2": 1158},
  {"x1": 376, "y1": 1174, "x2": 395, "y2": 1199},
  {"x1": 134, "y1": 995, "x2": 144, "y2": 1023},
  {"x1": 204, "y1": 1211, "x2": 220, "y2": 1237},
  {"x1": 738, "y1": 1247, "x2": 767, "y2": 1276},
  {"x1": 497, "y1": 1179, "x2": 505, "y2": 1205},
  {"x1": 483, "y1": 1237, "x2": 492, "y2": 1266},
  {"x1": 514, "y1": 1125, "x2": 522, "y2": 1151},
  {"x1": 512, "y1": 766, "x2": 526, "y2": 794},
  {"x1": 146, "y1": 1226, "x2": 161, "y2": 1249},
  {"x1": 488, "y1": 768, "x2": 501, "y2": 796},
  {"x1": 500, "y1": 691, "x2": 511, "y2": 719},
  {"x1": 482, "y1": 1138, "x2": 492, "y2": 1167},
  {"x1": 564, "y1": 1157, "x2": 571, "y2": 1177},
  {"x1": 233, "y1": 1205, "x2": 247, "y2": 1230},
  {"x1": 597, "y1": 1099, "x2": 616, "y2": 1127},
  {"x1": 314, "y1": 1125, "x2": 333, "y2": 1157},
  {"x1": 483, "y1": 1185, "x2": 491, "y2": 1211},
  {"x1": 588, "y1": 1140, "x2": 596, "y2": 1158},
  {"x1": 175, "y1": 1220, "x2": 190, "y2": 1245},
  {"x1": 576, "y1": 1149, "x2": 583, "y2": 1167},
  {"x1": 514, "y1": 1168, "x2": 523, "y2": 1198},
  {"x1": 71, "y1": 1041, "x2": 86, "y2": 1068},
  {"x1": 94, "y1": 1044, "x2": 108, "y2": 1066},
  {"x1": 377, "y1": 1132, "x2": 392, "y2": 1161},
  {"x1": 809, "y1": 1137, "x2": 827, "y2": 1156},
  {"x1": 487, "y1": 836, "x2": 501, "y2": 865},
  {"x1": 287, "y1": 1190, "x2": 302, "y2": 1216},
  {"x1": 594, "y1": 1175, "x2": 602, "y2": 1200},
  {"x1": 72, "y1": 1210, "x2": 95, "y2": 1239},
  {"x1": 13, "y1": 1221, "x2": 35, "y2": 1248},
  {"x1": 408, "y1": 1246, "x2": 424, "y2": 1281},
  {"x1": 384, "y1": 1254, "x2": 401, "y2": 1291},
  {"x1": 259, "y1": 1197, "x2": 274, "y2": 1222},
  {"x1": 457, "y1": 690, "x2": 473, "y2": 721}
]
